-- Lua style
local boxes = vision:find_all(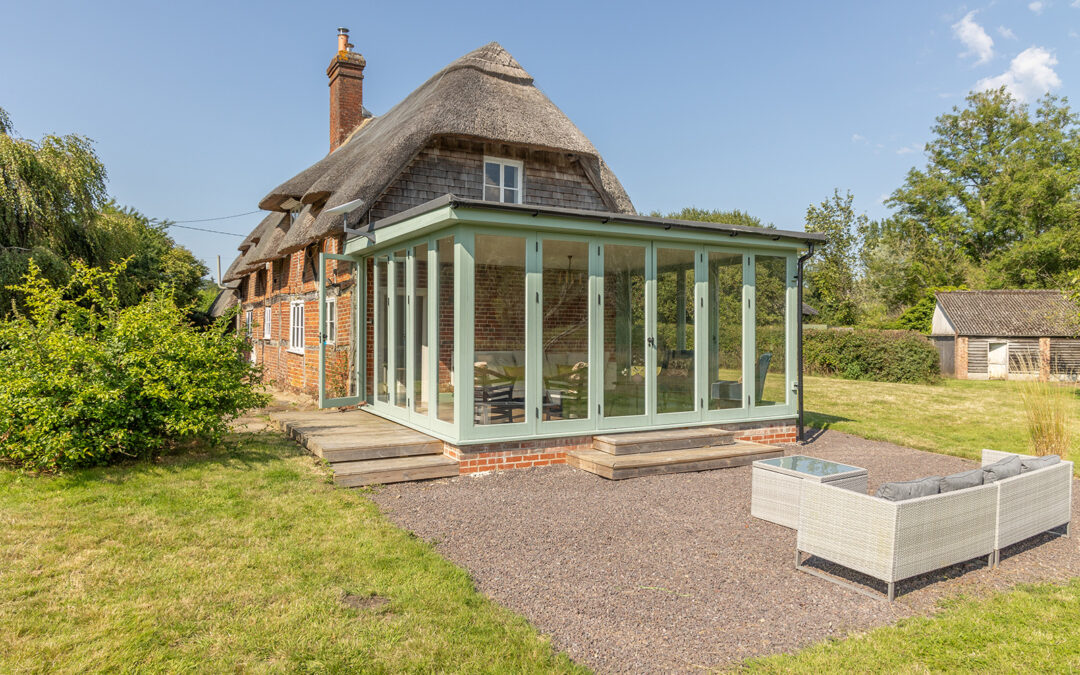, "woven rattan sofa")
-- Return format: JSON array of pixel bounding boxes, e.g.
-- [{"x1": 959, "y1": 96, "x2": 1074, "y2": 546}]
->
[{"x1": 795, "y1": 450, "x2": 1072, "y2": 600}]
